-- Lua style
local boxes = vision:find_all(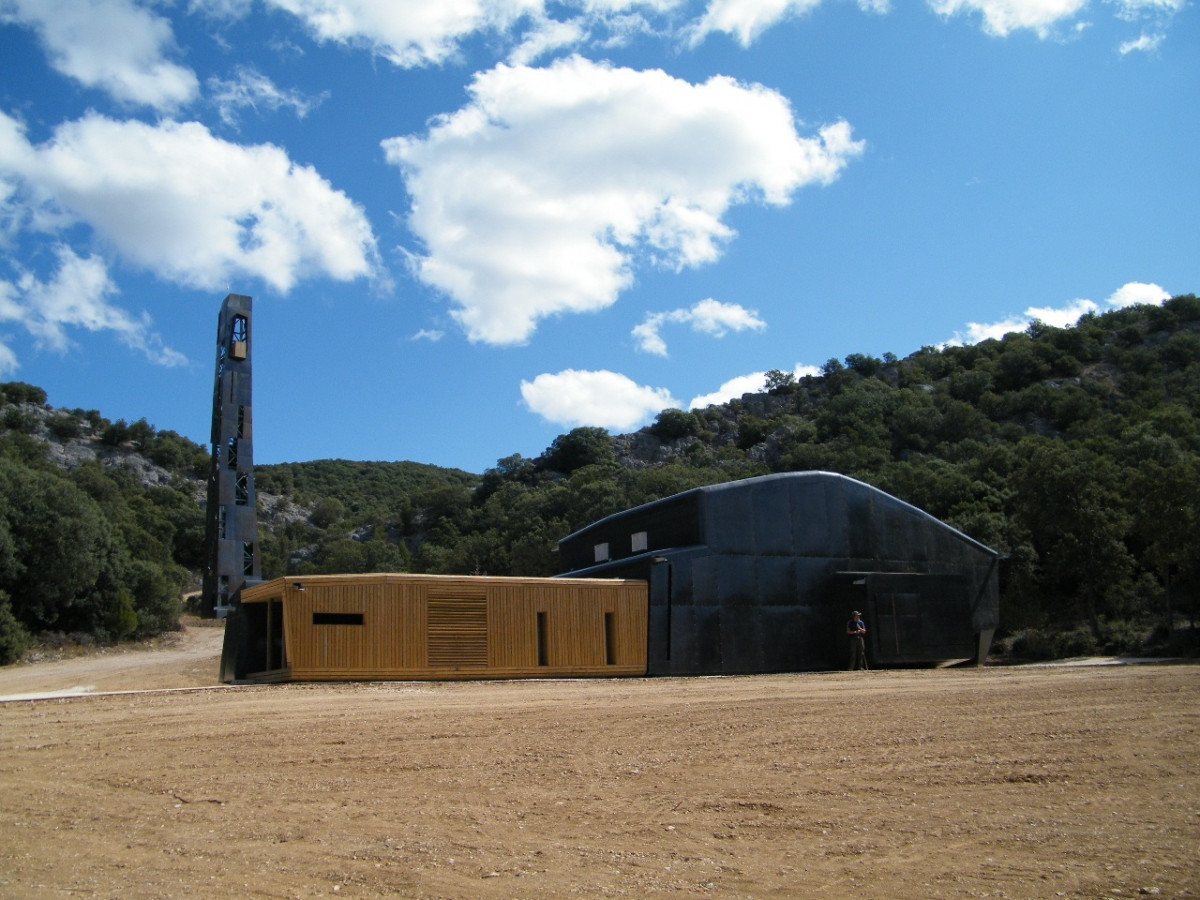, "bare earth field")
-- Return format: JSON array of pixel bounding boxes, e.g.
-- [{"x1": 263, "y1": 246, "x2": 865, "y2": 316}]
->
[{"x1": 1, "y1": 625, "x2": 1197, "y2": 900}]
